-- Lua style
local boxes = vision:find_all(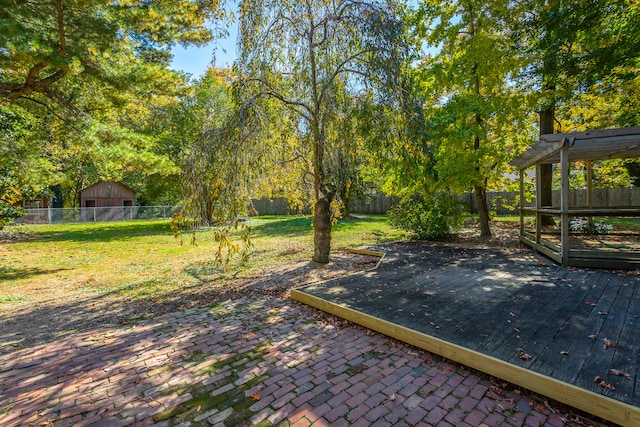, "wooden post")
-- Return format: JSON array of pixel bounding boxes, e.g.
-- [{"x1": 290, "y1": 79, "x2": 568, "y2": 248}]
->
[
  {"x1": 560, "y1": 139, "x2": 570, "y2": 265},
  {"x1": 535, "y1": 163, "x2": 542, "y2": 244},
  {"x1": 519, "y1": 169, "x2": 525, "y2": 236},
  {"x1": 587, "y1": 160, "x2": 594, "y2": 234}
]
